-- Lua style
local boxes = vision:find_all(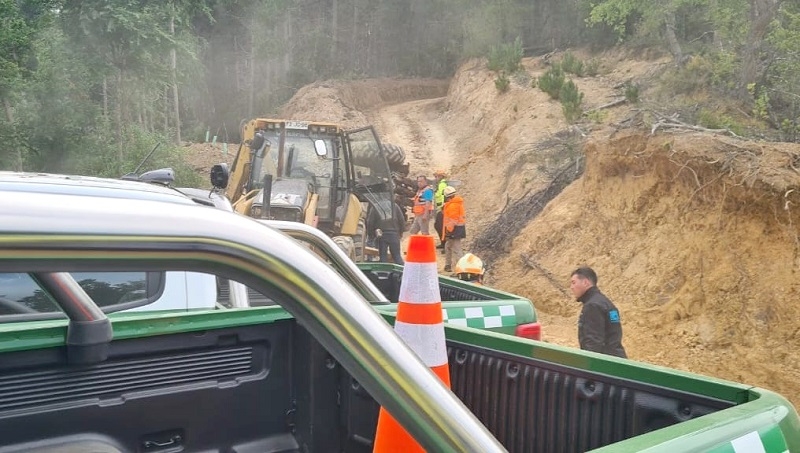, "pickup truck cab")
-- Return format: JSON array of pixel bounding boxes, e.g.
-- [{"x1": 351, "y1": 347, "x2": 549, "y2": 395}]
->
[
  {"x1": 0, "y1": 172, "x2": 541, "y2": 340},
  {"x1": 0, "y1": 172, "x2": 248, "y2": 316},
  {"x1": 0, "y1": 172, "x2": 798, "y2": 453}
]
